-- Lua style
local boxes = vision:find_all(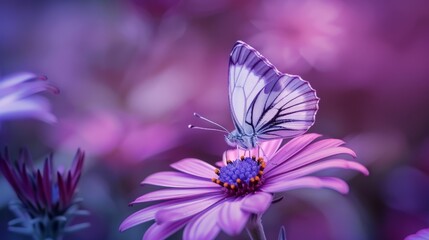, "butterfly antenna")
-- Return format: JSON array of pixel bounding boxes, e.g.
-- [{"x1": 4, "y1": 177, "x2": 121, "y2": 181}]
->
[
  {"x1": 188, "y1": 125, "x2": 228, "y2": 133},
  {"x1": 191, "y1": 112, "x2": 229, "y2": 133}
]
